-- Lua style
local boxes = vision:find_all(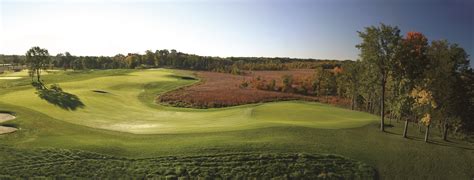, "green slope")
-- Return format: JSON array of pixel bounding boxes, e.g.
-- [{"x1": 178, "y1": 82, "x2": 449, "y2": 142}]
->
[{"x1": 0, "y1": 69, "x2": 377, "y2": 134}]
